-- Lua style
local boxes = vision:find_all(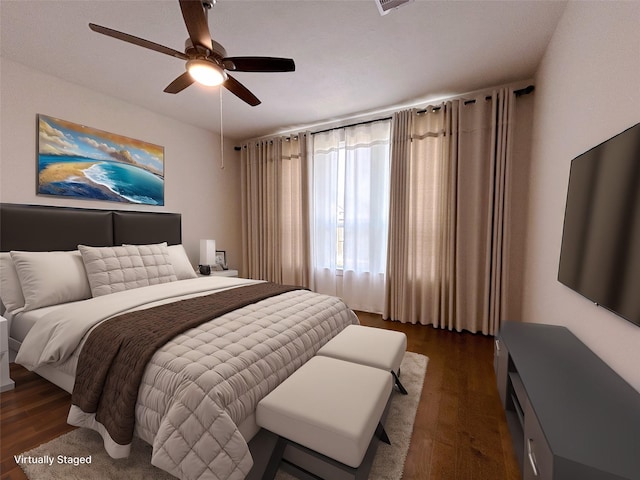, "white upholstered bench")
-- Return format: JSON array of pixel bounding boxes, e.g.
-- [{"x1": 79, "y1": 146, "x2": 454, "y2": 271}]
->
[
  {"x1": 256, "y1": 355, "x2": 393, "y2": 479},
  {"x1": 317, "y1": 324, "x2": 408, "y2": 394}
]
